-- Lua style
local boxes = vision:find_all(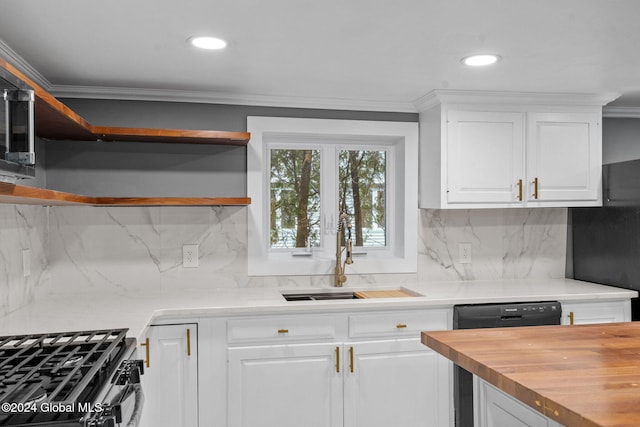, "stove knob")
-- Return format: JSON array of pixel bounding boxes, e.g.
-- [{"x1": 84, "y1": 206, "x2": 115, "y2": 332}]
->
[{"x1": 113, "y1": 360, "x2": 144, "y2": 385}]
